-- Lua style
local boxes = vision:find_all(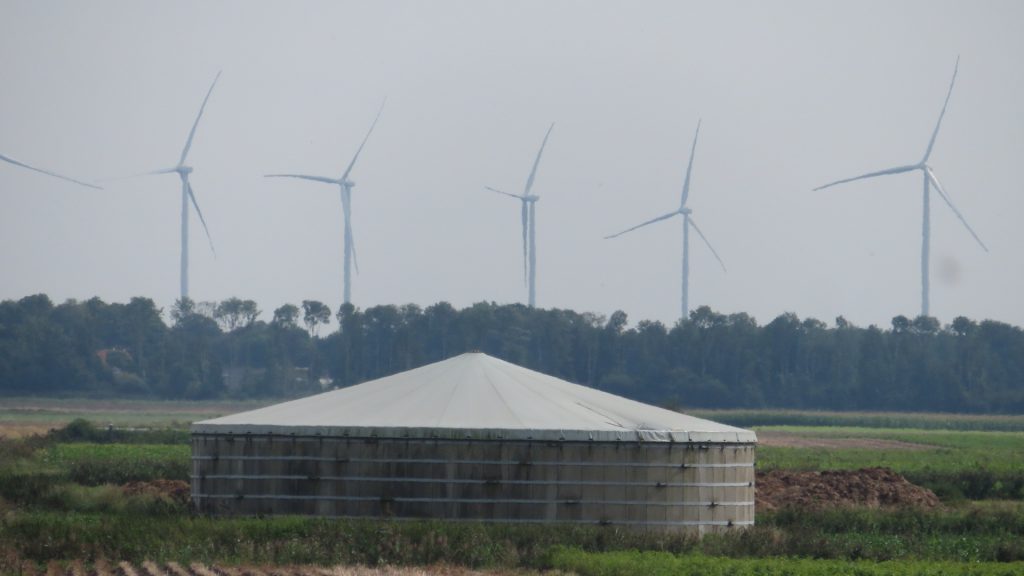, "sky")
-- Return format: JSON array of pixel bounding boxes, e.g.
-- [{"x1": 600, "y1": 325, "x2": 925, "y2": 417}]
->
[{"x1": 2, "y1": 1, "x2": 1022, "y2": 331}]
